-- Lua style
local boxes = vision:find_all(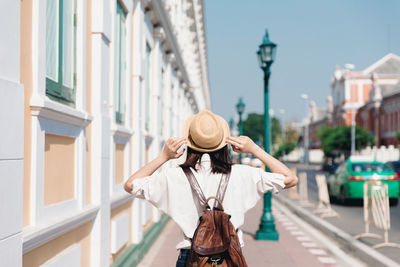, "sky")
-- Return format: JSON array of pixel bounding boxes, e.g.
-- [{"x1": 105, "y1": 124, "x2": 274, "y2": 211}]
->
[{"x1": 204, "y1": 0, "x2": 400, "y2": 123}]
